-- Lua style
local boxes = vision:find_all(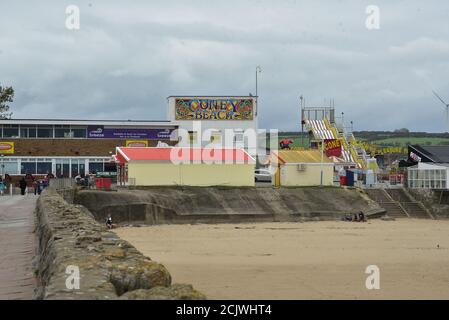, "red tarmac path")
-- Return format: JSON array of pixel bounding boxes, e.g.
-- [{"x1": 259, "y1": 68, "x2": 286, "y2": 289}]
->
[{"x1": 0, "y1": 195, "x2": 37, "y2": 299}]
